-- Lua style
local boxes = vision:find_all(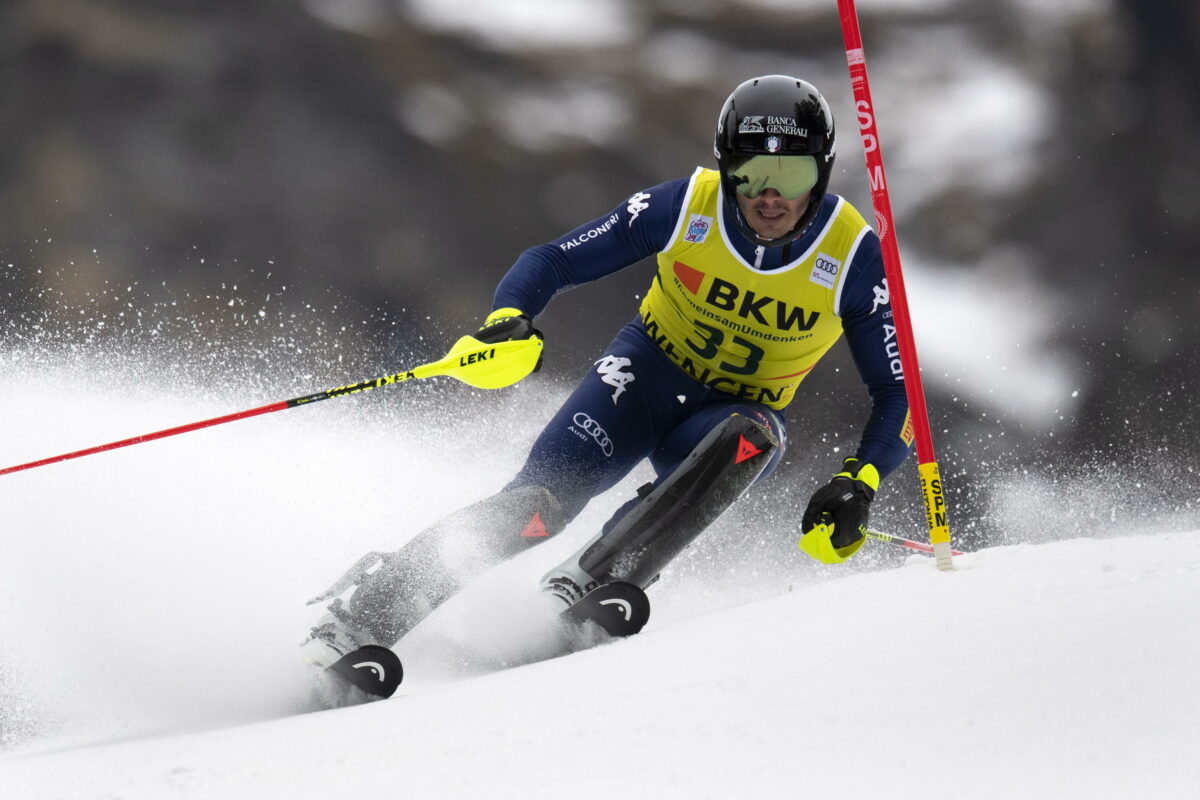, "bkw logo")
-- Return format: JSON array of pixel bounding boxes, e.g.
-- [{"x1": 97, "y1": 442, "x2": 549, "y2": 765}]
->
[{"x1": 673, "y1": 262, "x2": 820, "y2": 332}]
